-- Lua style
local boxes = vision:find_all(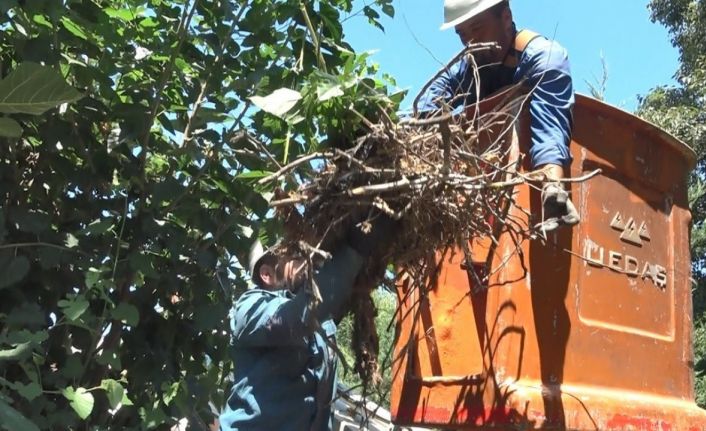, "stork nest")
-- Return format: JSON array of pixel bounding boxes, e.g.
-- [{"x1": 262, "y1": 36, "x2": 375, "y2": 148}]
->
[
  {"x1": 254, "y1": 46, "x2": 597, "y2": 393},
  {"x1": 258, "y1": 87, "x2": 535, "y2": 383},
  {"x1": 261, "y1": 88, "x2": 546, "y2": 261}
]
